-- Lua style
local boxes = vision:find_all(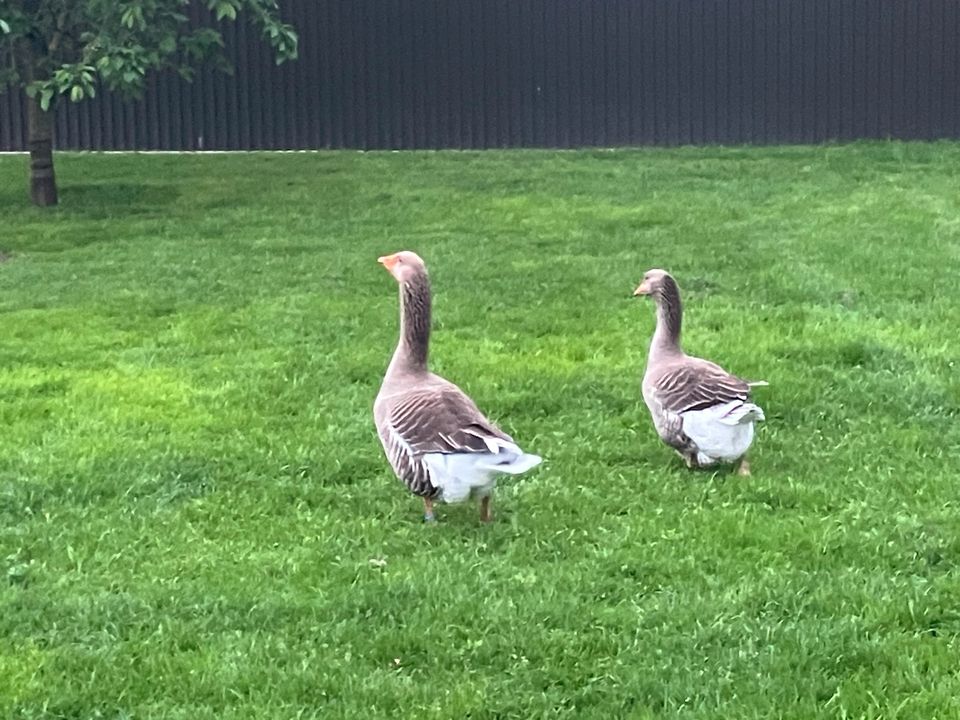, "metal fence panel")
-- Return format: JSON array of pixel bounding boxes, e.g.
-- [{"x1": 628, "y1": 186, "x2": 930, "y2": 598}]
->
[{"x1": 2, "y1": 0, "x2": 958, "y2": 150}]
